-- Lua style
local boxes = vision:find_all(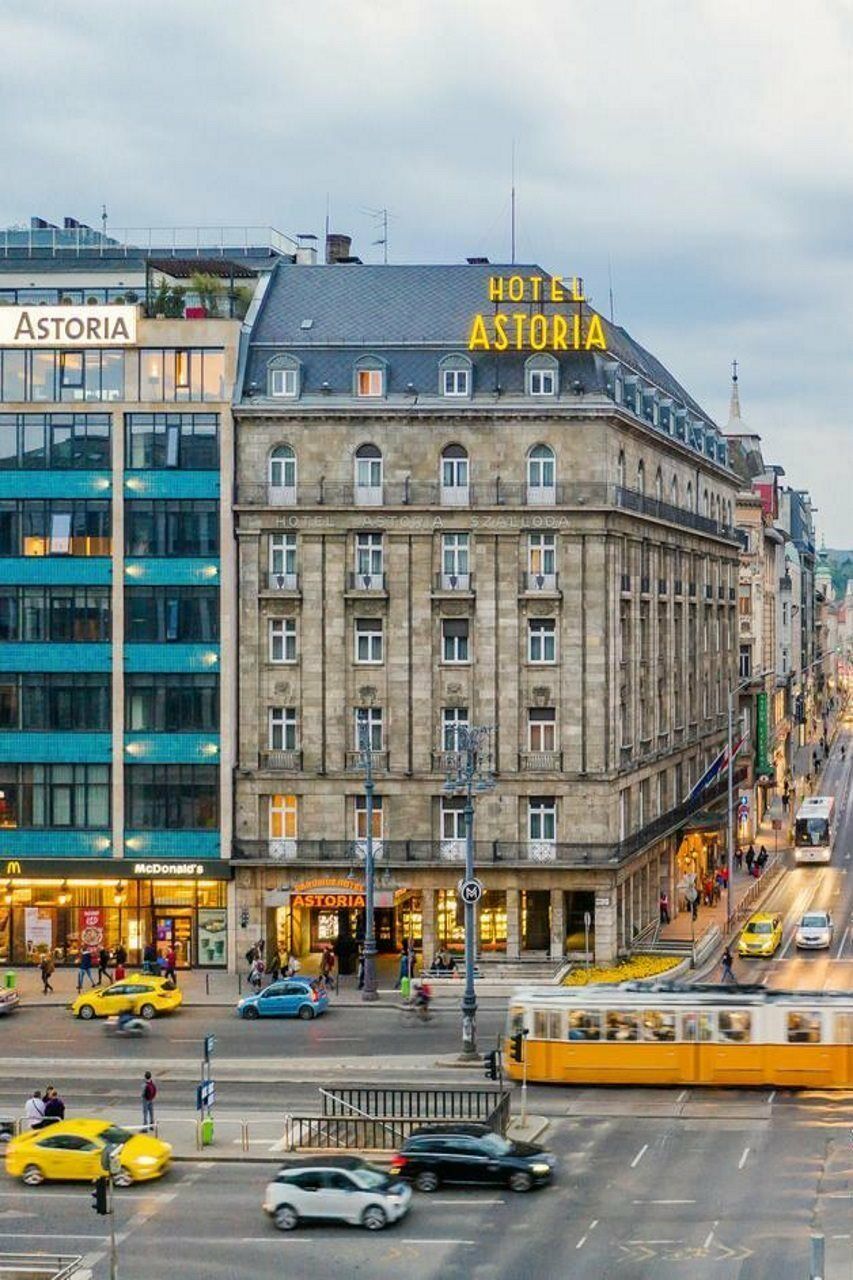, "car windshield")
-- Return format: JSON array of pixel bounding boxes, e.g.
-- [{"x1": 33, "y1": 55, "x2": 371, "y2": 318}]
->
[
  {"x1": 747, "y1": 922, "x2": 773, "y2": 935},
  {"x1": 349, "y1": 1166, "x2": 390, "y2": 1190},
  {"x1": 801, "y1": 915, "x2": 827, "y2": 929},
  {"x1": 98, "y1": 1126, "x2": 134, "y2": 1145},
  {"x1": 479, "y1": 1132, "x2": 512, "y2": 1156}
]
